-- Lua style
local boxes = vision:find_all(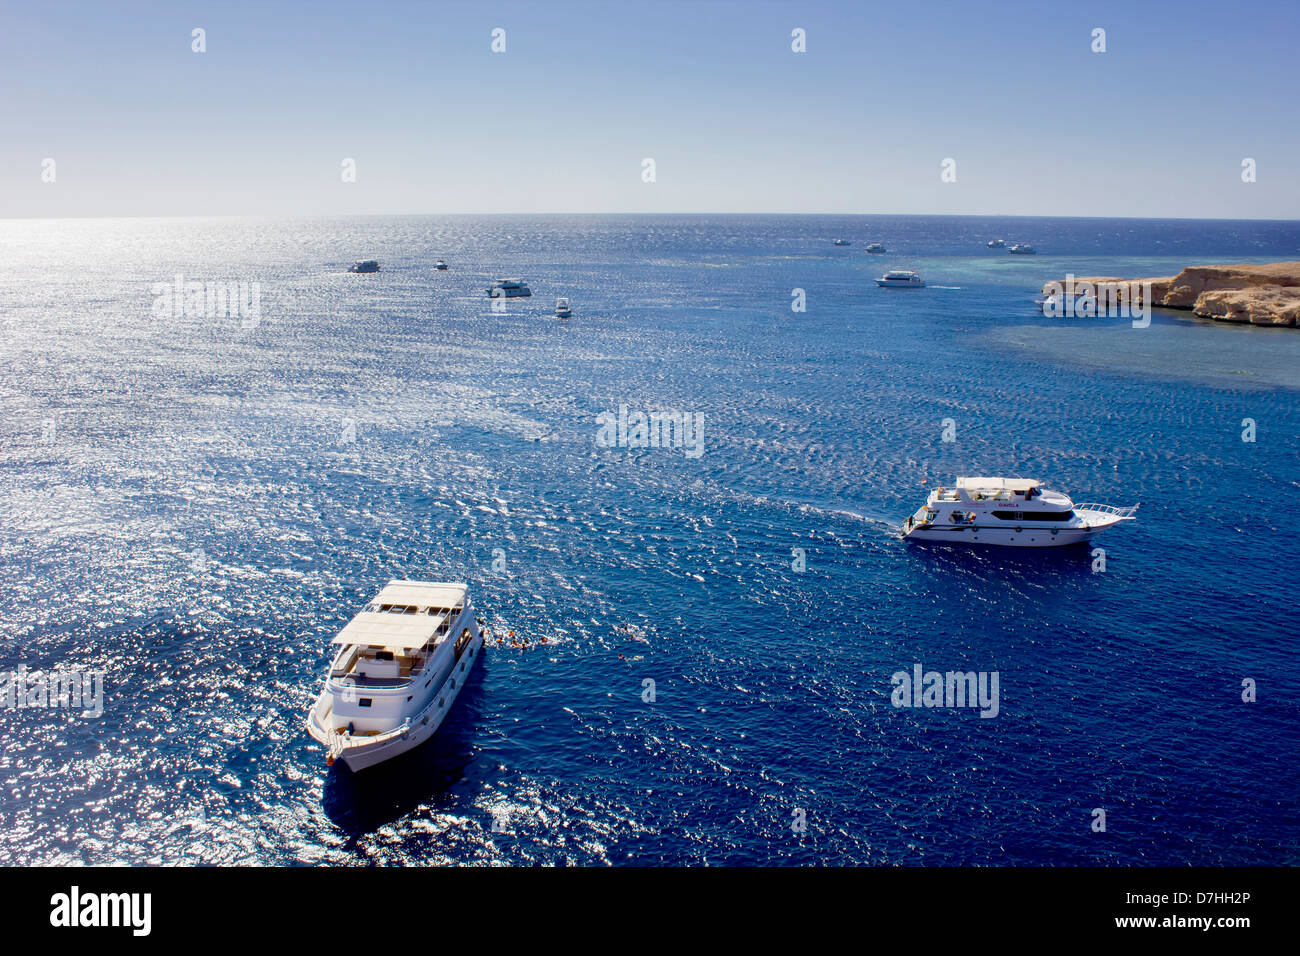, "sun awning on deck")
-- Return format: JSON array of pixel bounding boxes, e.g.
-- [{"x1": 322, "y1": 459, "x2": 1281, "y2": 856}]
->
[
  {"x1": 330, "y1": 613, "x2": 447, "y2": 651},
  {"x1": 328, "y1": 580, "x2": 469, "y2": 652}
]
